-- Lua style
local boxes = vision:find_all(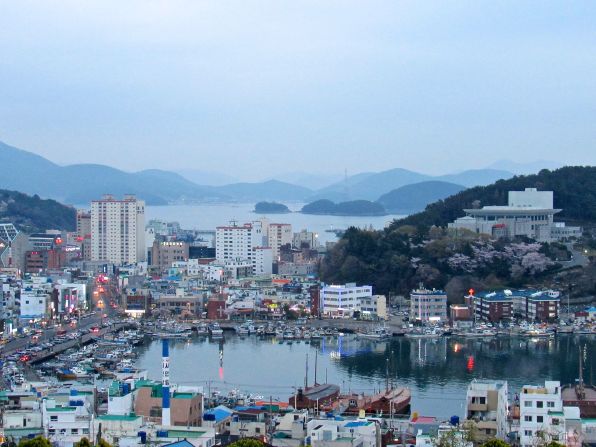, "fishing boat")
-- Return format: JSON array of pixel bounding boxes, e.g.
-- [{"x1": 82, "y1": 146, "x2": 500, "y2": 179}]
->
[
  {"x1": 209, "y1": 322, "x2": 224, "y2": 338},
  {"x1": 358, "y1": 326, "x2": 392, "y2": 340}
]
